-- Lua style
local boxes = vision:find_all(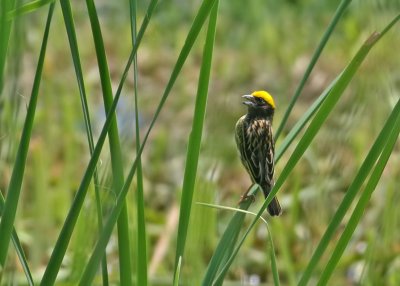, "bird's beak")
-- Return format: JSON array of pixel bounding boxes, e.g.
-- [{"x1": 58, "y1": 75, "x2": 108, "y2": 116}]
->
[{"x1": 242, "y1": 94, "x2": 256, "y2": 106}]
